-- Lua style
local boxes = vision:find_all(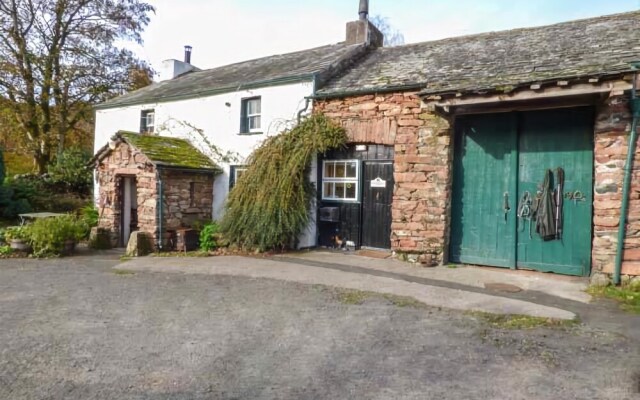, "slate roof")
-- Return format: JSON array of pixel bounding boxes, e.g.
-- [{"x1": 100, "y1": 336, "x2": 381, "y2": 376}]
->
[
  {"x1": 92, "y1": 131, "x2": 221, "y2": 172},
  {"x1": 98, "y1": 43, "x2": 366, "y2": 109},
  {"x1": 316, "y1": 11, "x2": 640, "y2": 98}
]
